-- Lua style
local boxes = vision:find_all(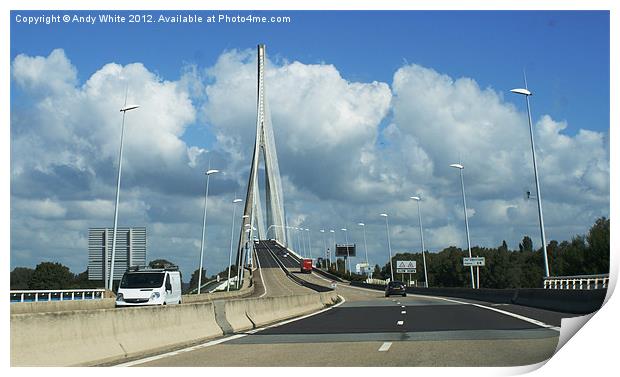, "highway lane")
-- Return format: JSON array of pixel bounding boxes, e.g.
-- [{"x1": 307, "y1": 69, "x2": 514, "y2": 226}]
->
[
  {"x1": 267, "y1": 240, "x2": 344, "y2": 289},
  {"x1": 132, "y1": 286, "x2": 560, "y2": 367},
  {"x1": 251, "y1": 241, "x2": 314, "y2": 297},
  {"x1": 267, "y1": 240, "x2": 576, "y2": 327},
  {"x1": 120, "y1": 241, "x2": 566, "y2": 366}
]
